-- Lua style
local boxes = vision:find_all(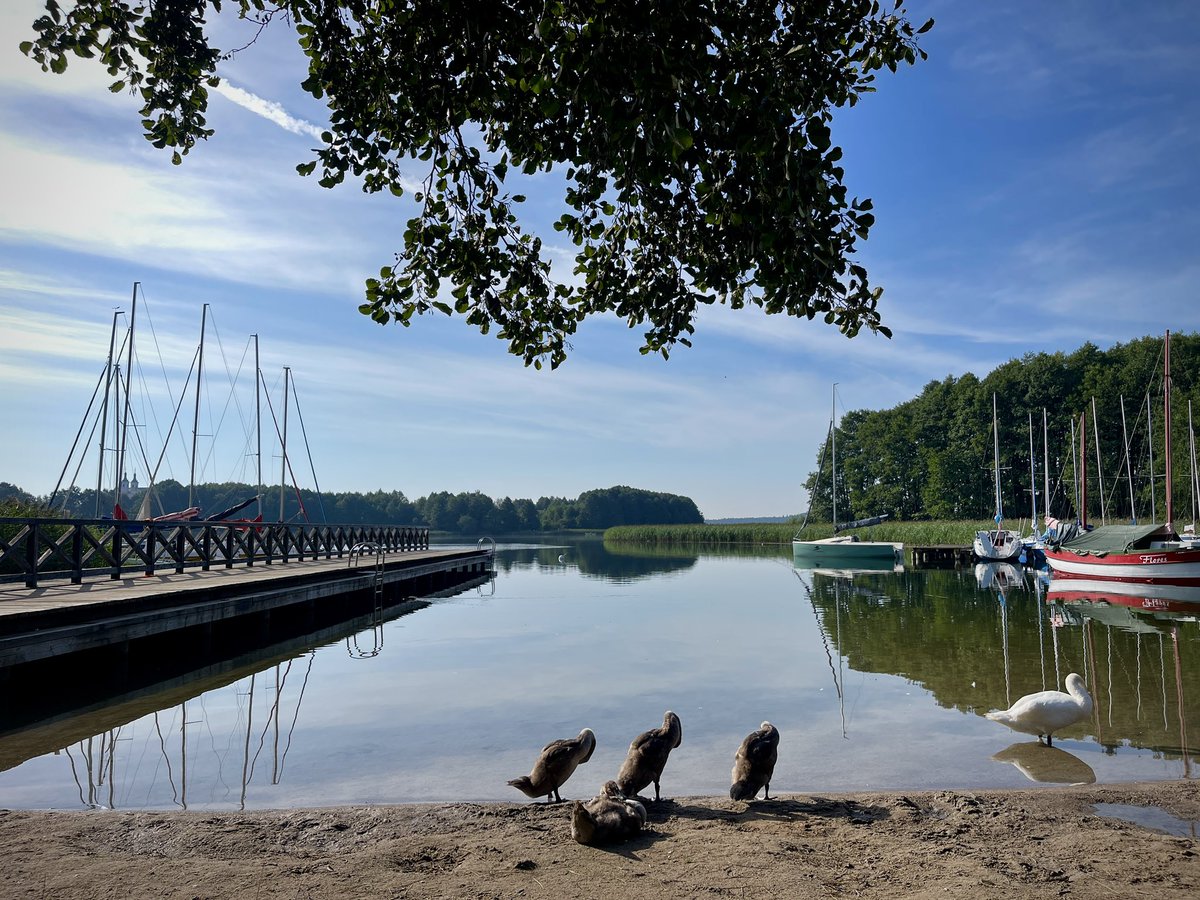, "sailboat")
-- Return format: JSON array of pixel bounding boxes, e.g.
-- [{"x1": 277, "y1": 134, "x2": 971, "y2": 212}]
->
[
  {"x1": 793, "y1": 386, "x2": 903, "y2": 564},
  {"x1": 1045, "y1": 332, "x2": 1200, "y2": 585},
  {"x1": 974, "y1": 393, "x2": 1023, "y2": 562}
]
